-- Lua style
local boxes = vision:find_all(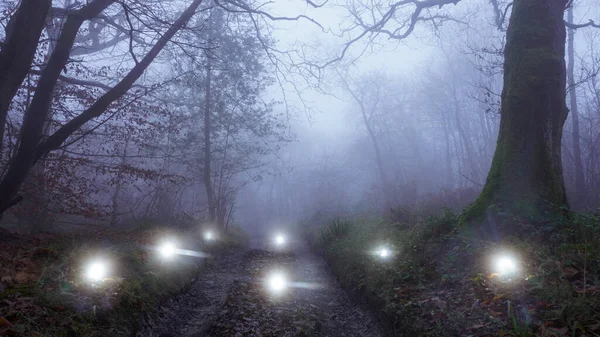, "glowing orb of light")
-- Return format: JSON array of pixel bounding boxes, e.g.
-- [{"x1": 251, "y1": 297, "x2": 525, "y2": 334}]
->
[
  {"x1": 378, "y1": 247, "x2": 391, "y2": 258},
  {"x1": 85, "y1": 260, "x2": 108, "y2": 282},
  {"x1": 266, "y1": 271, "x2": 289, "y2": 295},
  {"x1": 274, "y1": 234, "x2": 286, "y2": 246},
  {"x1": 204, "y1": 231, "x2": 214, "y2": 241},
  {"x1": 159, "y1": 242, "x2": 177, "y2": 259},
  {"x1": 375, "y1": 246, "x2": 392, "y2": 260},
  {"x1": 494, "y1": 254, "x2": 518, "y2": 276}
]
